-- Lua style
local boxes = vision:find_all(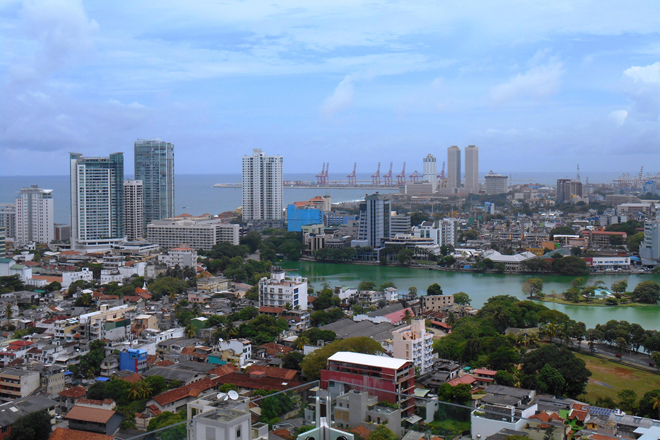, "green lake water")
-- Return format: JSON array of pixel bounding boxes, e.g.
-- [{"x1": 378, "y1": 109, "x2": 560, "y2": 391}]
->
[{"x1": 280, "y1": 261, "x2": 660, "y2": 331}]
